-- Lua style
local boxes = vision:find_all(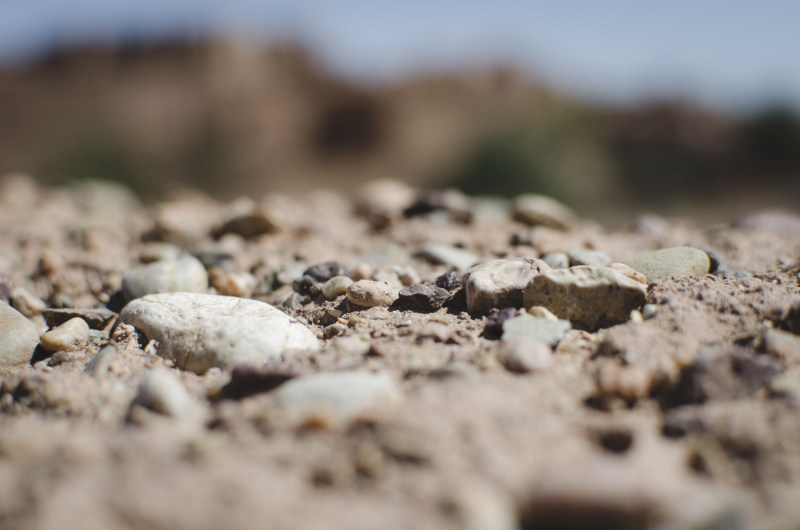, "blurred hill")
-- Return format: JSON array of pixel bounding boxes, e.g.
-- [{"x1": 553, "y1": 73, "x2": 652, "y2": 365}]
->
[{"x1": 1, "y1": 38, "x2": 798, "y2": 217}]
